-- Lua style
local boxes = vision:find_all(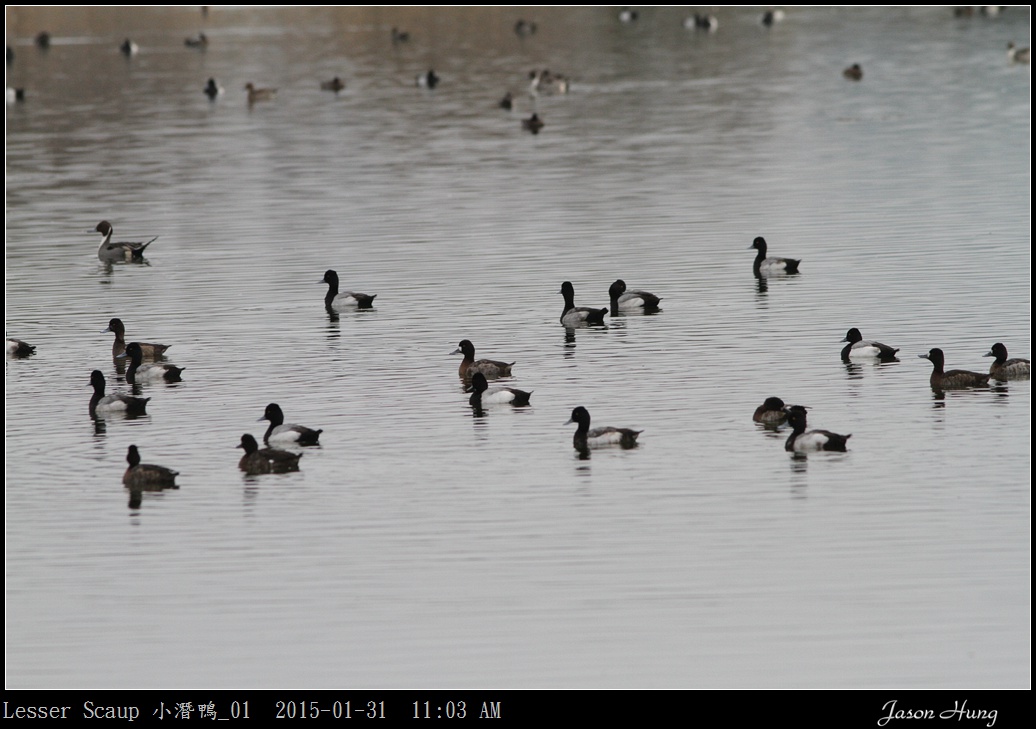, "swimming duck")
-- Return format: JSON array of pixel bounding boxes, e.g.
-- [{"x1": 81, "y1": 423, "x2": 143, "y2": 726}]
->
[
  {"x1": 320, "y1": 269, "x2": 377, "y2": 309},
  {"x1": 94, "y1": 220, "x2": 157, "y2": 263},
  {"x1": 451, "y1": 339, "x2": 515, "y2": 379},
  {"x1": 6, "y1": 338, "x2": 35, "y2": 357},
  {"x1": 245, "y1": 83, "x2": 276, "y2": 103},
  {"x1": 608, "y1": 279, "x2": 662, "y2": 315},
  {"x1": 467, "y1": 372, "x2": 532, "y2": 408},
  {"x1": 499, "y1": 92, "x2": 514, "y2": 110},
  {"x1": 1007, "y1": 42, "x2": 1030, "y2": 63},
  {"x1": 204, "y1": 78, "x2": 223, "y2": 100},
  {"x1": 761, "y1": 8, "x2": 786, "y2": 26},
  {"x1": 984, "y1": 342, "x2": 1030, "y2": 380},
  {"x1": 89, "y1": 369, "x2": 149, "y2": 417},
  {"x1": 528, "y1": 69, "x2": 569, "y2": 95},
  {"x1": 119, "y1": 342, "x2": 185, "y2": 384},
  {"x1": 6, "y1": 86, "x2": 25, "y2": 103},
  {"x1": 102, "y1": 318, "x2": 171, "y2": 359},
  {"x1": 784, "y1": 405, "x2": 851, "y2": 453},
  {"x1": 685, "y1": 13, "x2": 718, "y2": 31},
  {"x1": 618, "y1": 8, "x2": 639, "y2": 23},
  {"x1": 918, "y1": 348, "x2": 990, "y2": 390},
  {"x1": 522, "y1": 113, "x2": 544, "y2": 134},
  {"x1": 120, "y1": 39, "x2": 139, "y2": 57},
  {"x1": 840, "y1": 328, "x2": 899, "y2": 361},
  {"x1": 750, "y1": 236, "x2": 800, "y2": 275},
  {"x1": 559, "y1": 281, "x2": 607, "y2": 326},
  {"x1": 565, "y1": 406, "x2": 642, "y2": 450},
  {"x1": 184, "y1": 32, "x2": 208, "y2": 49},
  {"x1": 35, "y1": 32, "x2": 51, "y2": 49},
  {"x1": 259, "y1": 403, "x2": 322, "y2": 446},
  {"x1": 320, "y1": 76, "x2": 345, "y2": 92},
  {"x1": 123, "y1": 445, "x2": 178, "y2": 488},
  {"x1": 237, "y1": 434, "x2": 303, "y2": 474},
  {"x1": 514, "y1": 20, "x2": 537, "y2": 37},
  {"x1": 391, "y1": 27, "x2": 410, "y2": 44},
  {"x1": 843, "y1": 63, "x2": 863, "y2": 80},
  {"x1": 753, "y1": 396, "x2": 787, "y2": 425},
  {"x1": 416, "y1": 70, "x2": 440, "y2": 89}
]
